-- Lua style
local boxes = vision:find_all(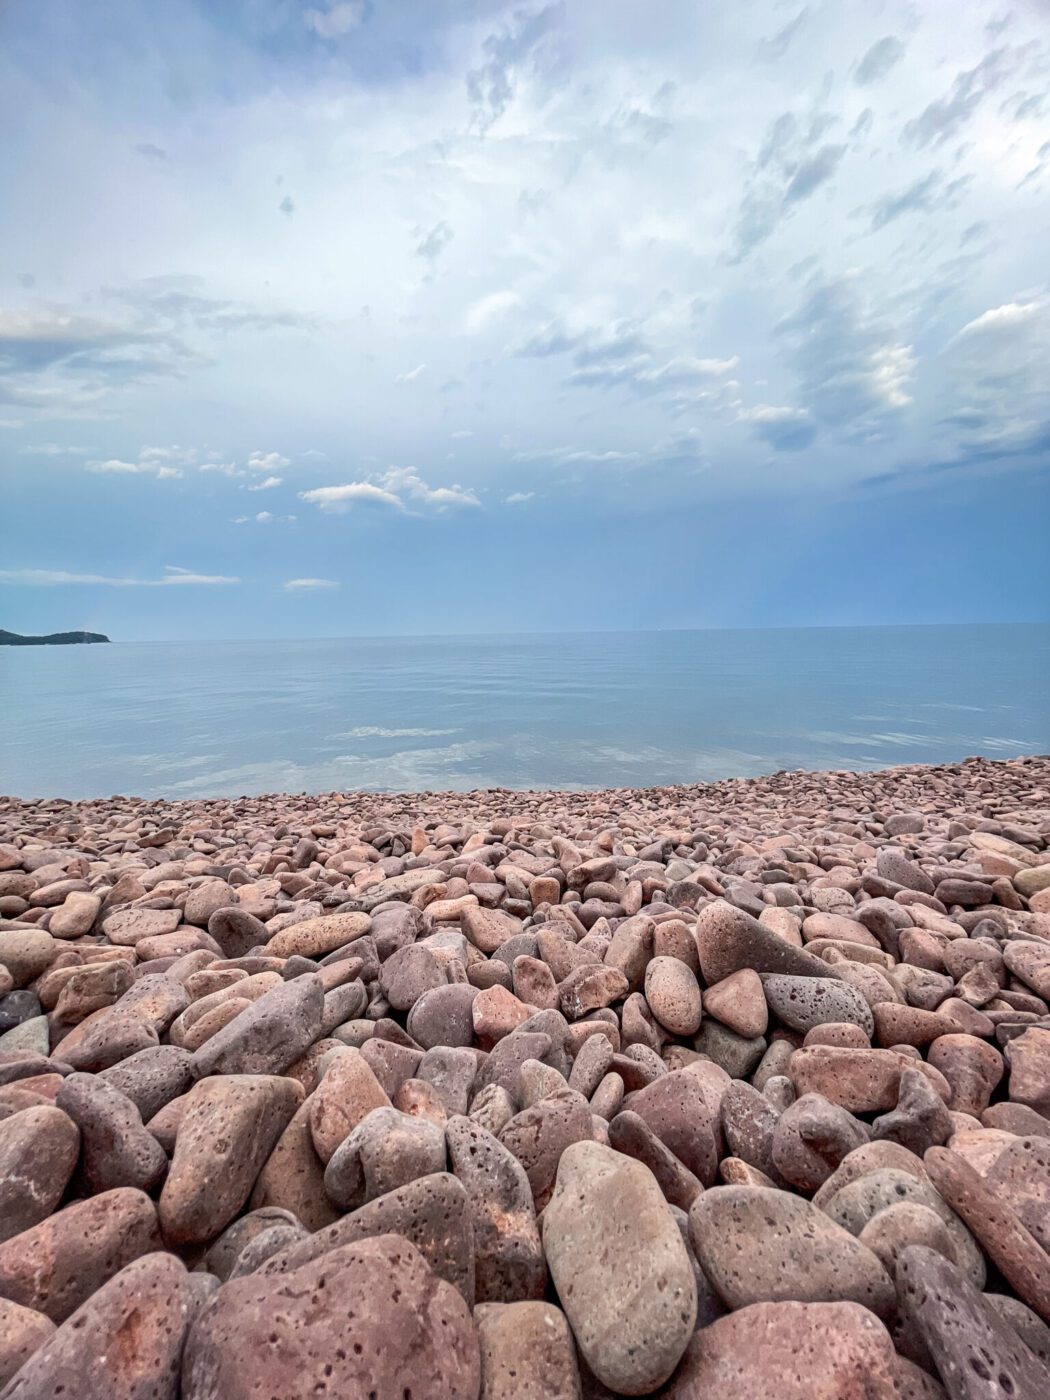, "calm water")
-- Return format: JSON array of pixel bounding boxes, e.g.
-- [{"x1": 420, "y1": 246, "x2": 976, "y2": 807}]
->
[{"x1": 2, "y1": 626, "x2": 1047, "y2": 799}]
